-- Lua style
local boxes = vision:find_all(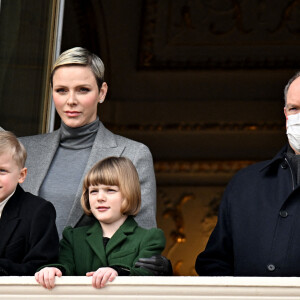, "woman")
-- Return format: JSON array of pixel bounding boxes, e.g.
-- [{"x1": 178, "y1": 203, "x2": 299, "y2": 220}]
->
[{"x1": 19, "y1": 47, "x2": 156, "y2": 236}]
